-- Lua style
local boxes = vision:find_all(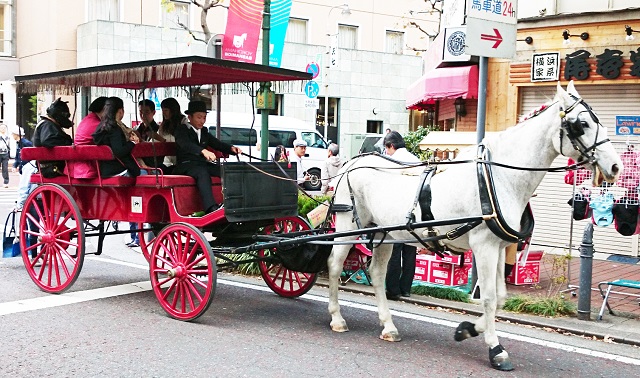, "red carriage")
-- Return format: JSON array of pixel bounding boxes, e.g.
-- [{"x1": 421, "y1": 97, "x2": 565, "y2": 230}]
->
[{"x1": 16, "y1": 56, "x2": 319, "y2": 321}]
